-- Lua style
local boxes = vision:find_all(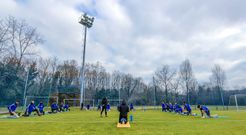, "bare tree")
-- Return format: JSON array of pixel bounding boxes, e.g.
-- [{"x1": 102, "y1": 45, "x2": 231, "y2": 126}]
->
[
  {"x1": 5, "y1": 16, "x2": 43, "y2": 70},
  {"x1": 155, "y1": 65, "x2": 176, "y2": 102},
  {"x1": 36, "y1": 58, "x2": 53, "y2": 95},
  {"x1": 210, "y1": 64, "x2": 226, "y2": 107},
  {"x1": 111, "y1": 71, "x2": 122, "y2": 90},
  {"x1": 0, "y1": 19, "x2": 10, "y2": 55},
  {"x1": 179, "y1": 59, "x2": 194, "y2": 104},
  {"x1": 121, "y1": 74, "x2": 141, "y2": 101},
  {"x1": 170, "y1": 75, "x2": 181, "y2": 102},
  {"x1": 57, "y1": 60, "x2": 79, "y2": 87}
]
